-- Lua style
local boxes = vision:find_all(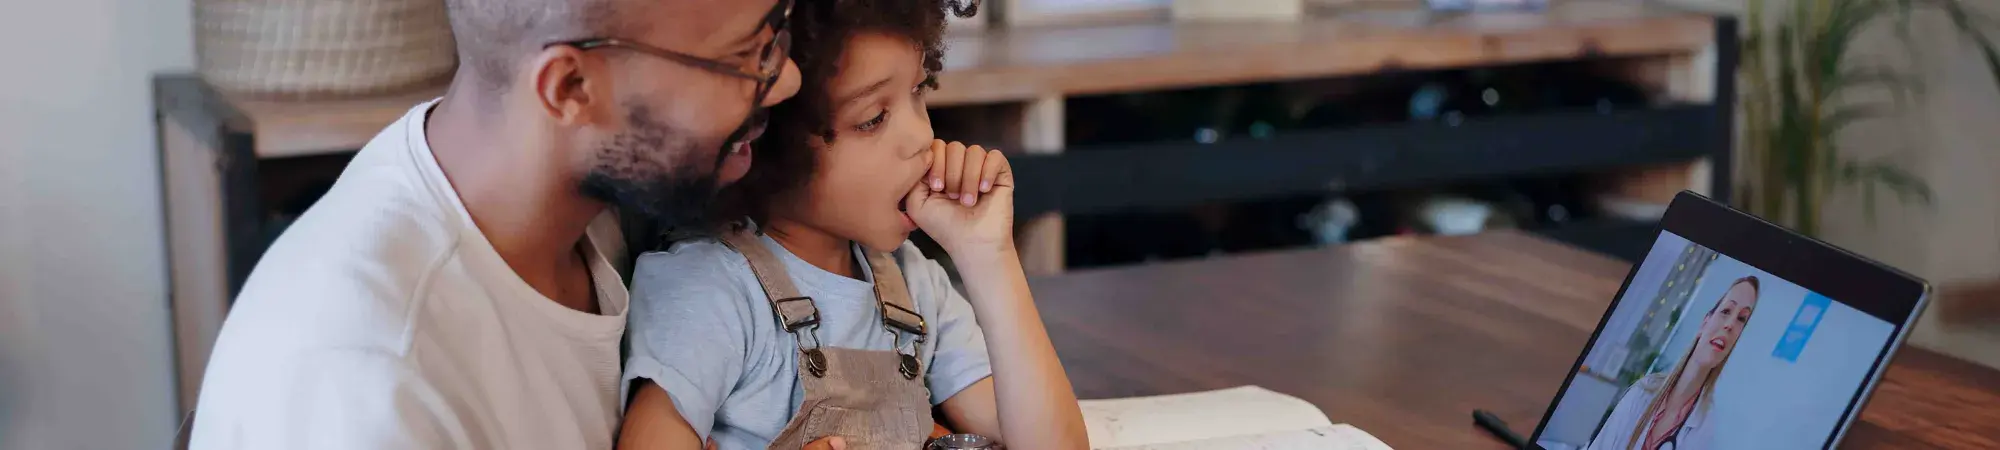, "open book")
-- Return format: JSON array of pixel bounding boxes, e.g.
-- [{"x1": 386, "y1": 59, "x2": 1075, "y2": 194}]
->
[{"x1": 1079, "y1": 386, "x2": 1393, "y2": 450}]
